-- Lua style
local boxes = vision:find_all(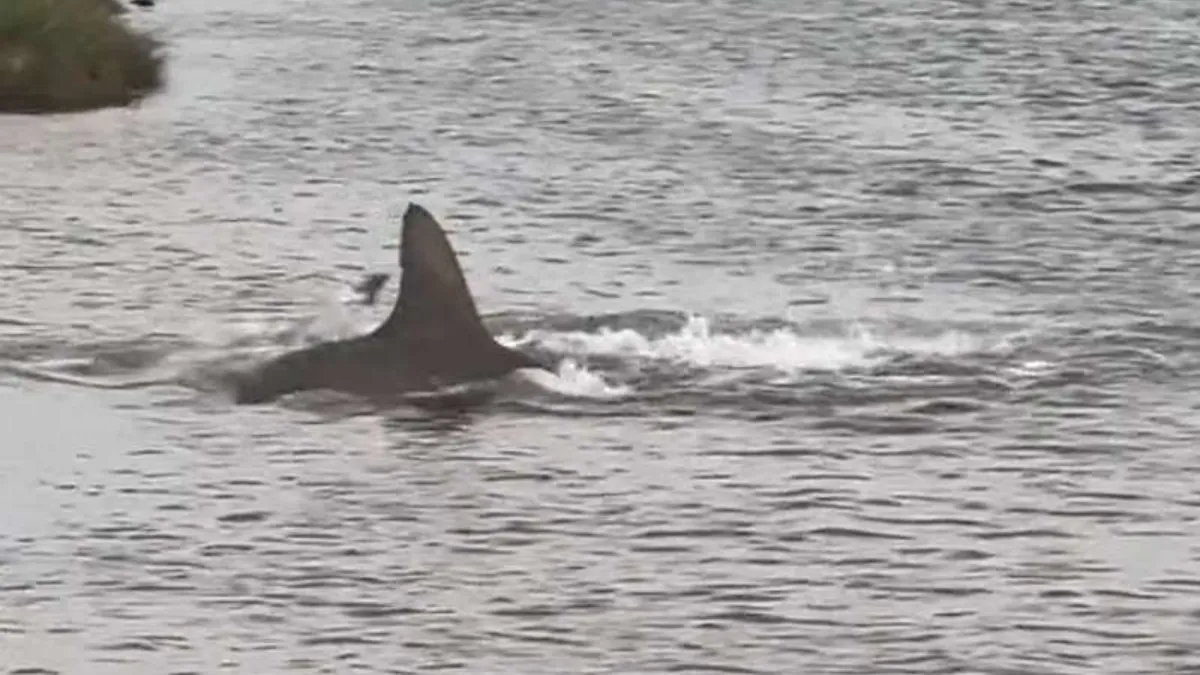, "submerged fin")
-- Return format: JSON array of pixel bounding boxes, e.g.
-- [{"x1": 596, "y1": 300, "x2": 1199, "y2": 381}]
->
[{"x1": 373, "y1": 203, "x2": 493, "y2": 346}]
